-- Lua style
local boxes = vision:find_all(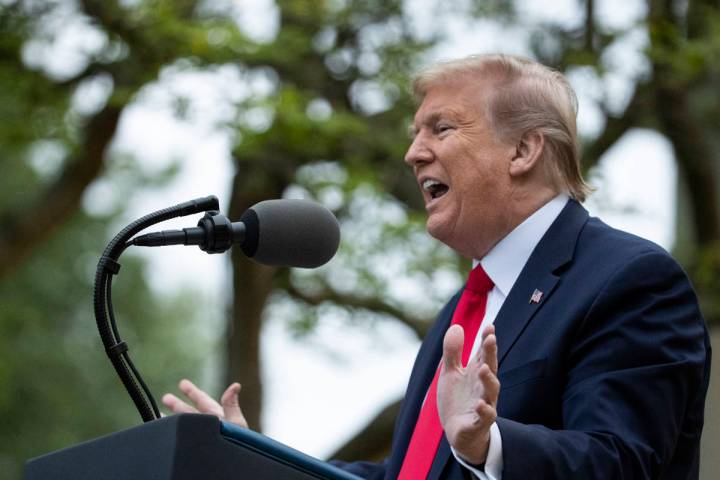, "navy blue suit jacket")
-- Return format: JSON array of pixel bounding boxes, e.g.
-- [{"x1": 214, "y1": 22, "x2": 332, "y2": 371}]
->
[{"x1": 335, "y1": 200, "x2": 711, "y2": 479}]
